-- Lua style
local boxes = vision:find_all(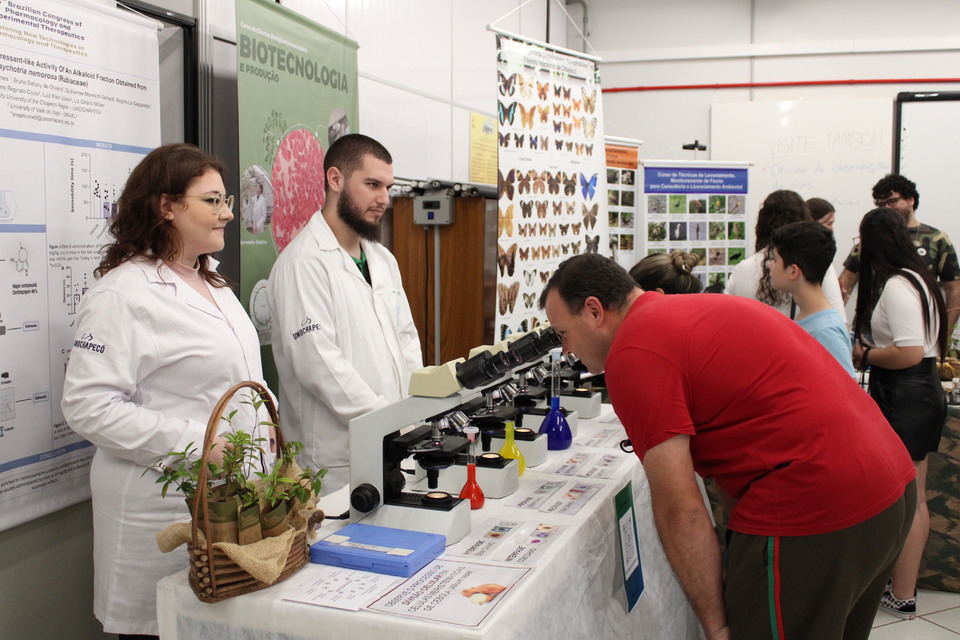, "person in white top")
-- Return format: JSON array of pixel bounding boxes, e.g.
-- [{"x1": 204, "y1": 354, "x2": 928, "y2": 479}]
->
[
  {"x1": 61, "y1": 144, "x2": 271, "y2": 639},
  {"x1": 851, "y1": 207, "x2": 948, "y2": 620},
  {"x1": 267, "y1": 134, "x2": 422, "y2": 494},
  {"x1": 725, "y1": 190, "x2": 846, "y2": 320}
]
